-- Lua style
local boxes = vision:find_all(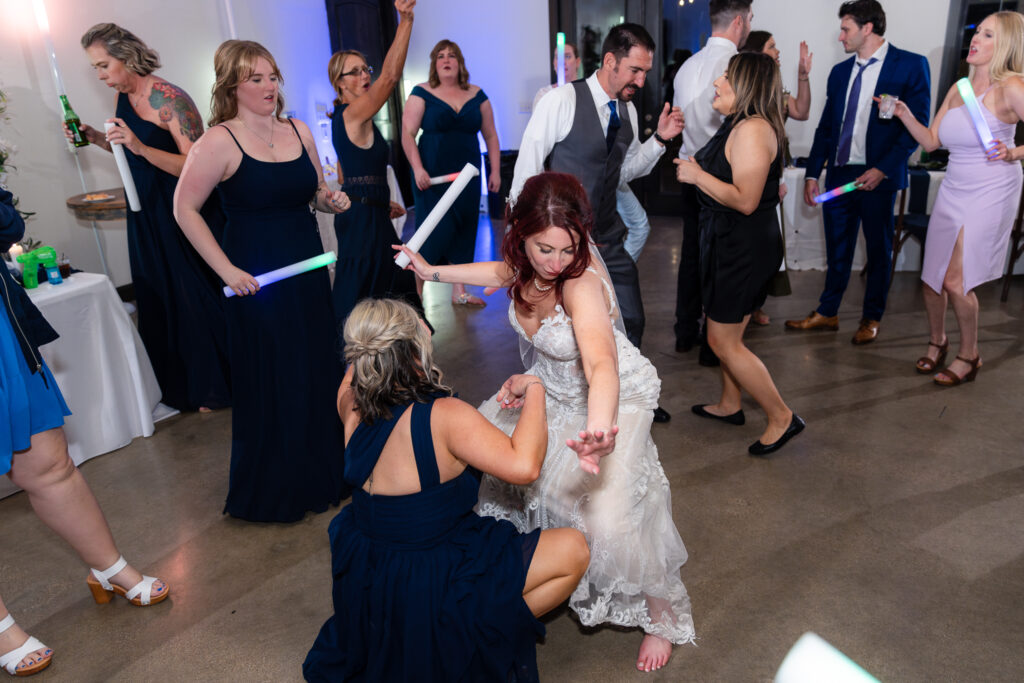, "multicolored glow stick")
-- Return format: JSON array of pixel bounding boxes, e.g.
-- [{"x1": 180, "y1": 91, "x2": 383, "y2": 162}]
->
[
  {"x1": 222, "y1": 251, "x2": 336, "y2": 297},
  {"x1": 556, "y1": 32, "x2": 566, "y2": 87},
  {"x1": 955, "y1": 77, "x2": 996, "y2": 151},
  {"x1": 104, "y1": 122, "x2": 141, "y2": 212},
  {"x1": 428, "y1": 172, "x2": 461, "y2": 186},
  {"x1": 814, "y1": 181, "x2": 863, "y2": 204},
  {"x1": 395, "y1": 163, "x2": 480, "y2": 268}
]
